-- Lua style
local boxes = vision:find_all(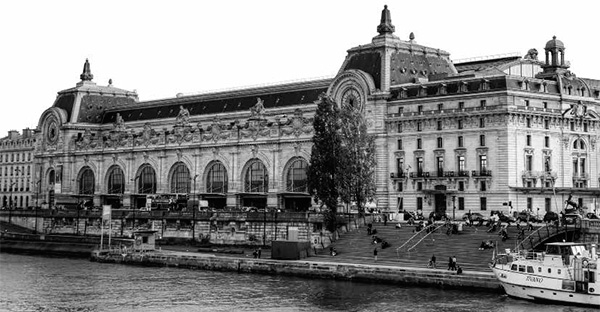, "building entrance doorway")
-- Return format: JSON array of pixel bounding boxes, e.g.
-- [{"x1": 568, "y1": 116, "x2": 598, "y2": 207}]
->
[{"x1": 434, "y1": 185, "x2": 447, "y2": 218}]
